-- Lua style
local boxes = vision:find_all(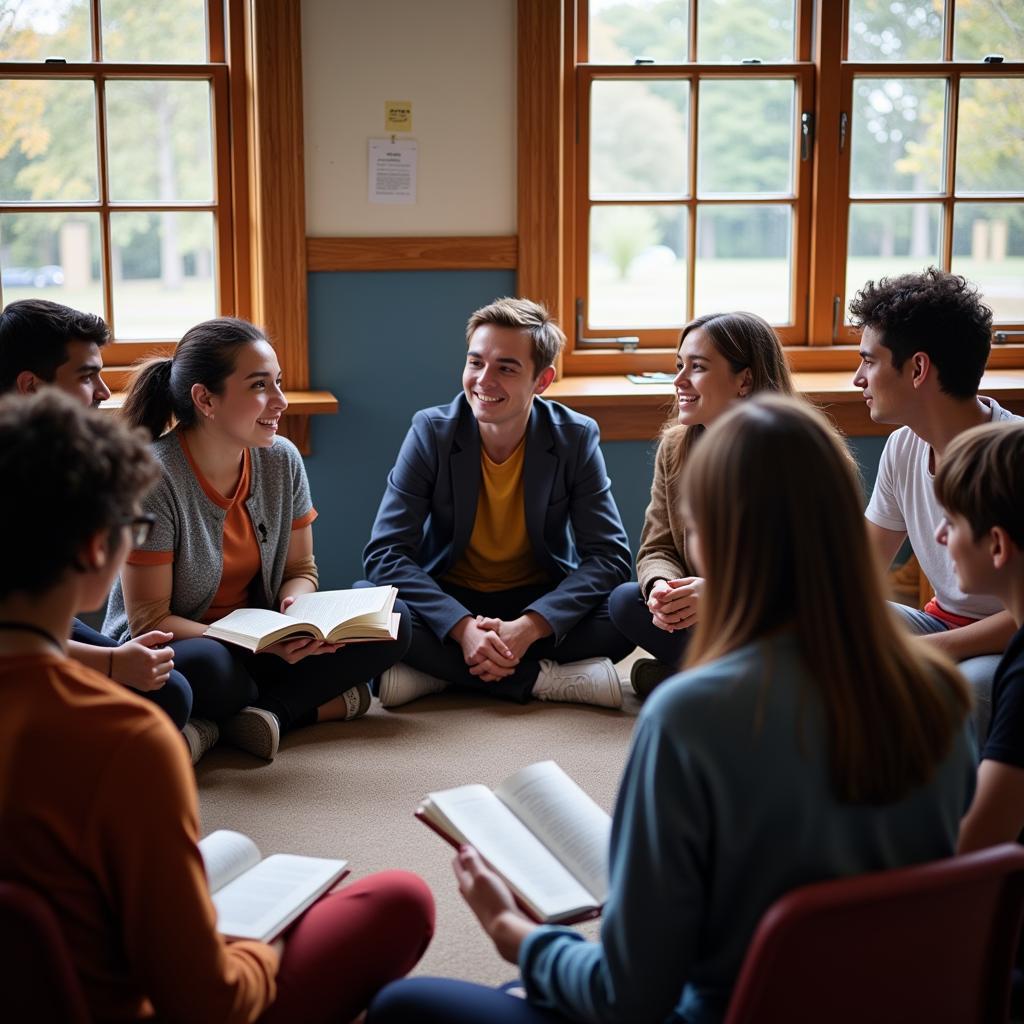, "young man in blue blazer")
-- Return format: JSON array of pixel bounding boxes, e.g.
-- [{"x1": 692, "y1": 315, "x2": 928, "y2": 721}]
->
[{"x1": 364, "y1": 297, "x2": 633, "y2": 708}]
